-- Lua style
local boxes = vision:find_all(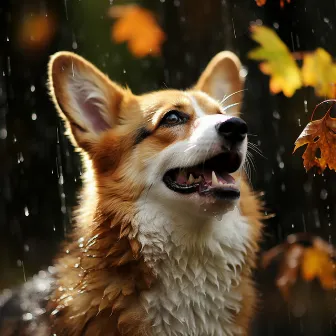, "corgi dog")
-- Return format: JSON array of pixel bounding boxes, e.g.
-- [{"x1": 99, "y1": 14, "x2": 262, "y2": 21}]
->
[{"x1": 0, "y1": 51, "x2": 263, "y2": 336}]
